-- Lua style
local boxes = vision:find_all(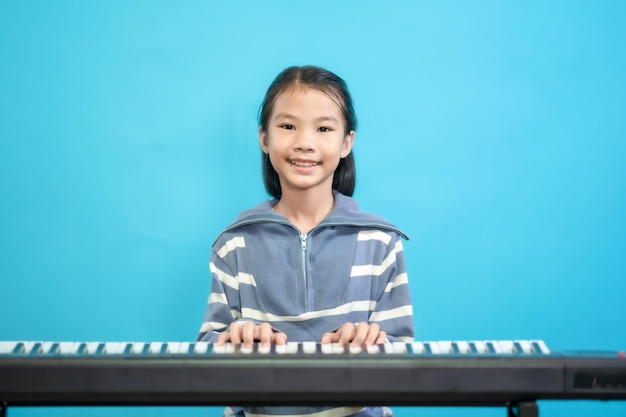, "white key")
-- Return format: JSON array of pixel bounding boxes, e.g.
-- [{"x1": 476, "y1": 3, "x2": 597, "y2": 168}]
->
[
  {"x1": 425, "y1": 341, "x2": 441, "y2": 354},
  {"x1": 332, "y1": 343, "x2": 345, "y2": 354},
  {"x1": 148, "y1": 342, "x2": 163, "y2": 354},
  {"x1": 177, "y1": 342, "x2": 190, "y2": 354},
  {"x1": 70, "y1": 342, "x2": 83, "y2": 354},
  {"x1": 40, "y1": 342, "x2": 55, "y2": 354},
  {"x1": 23, "y1": 342, "x2": 40, "y2": 354},
  {"x1": 437, "y1": 341, "x2": 453, "y2": 354},
  {"x1": 165, "y1": 342, "x2": 180, "y2": 354},
  {"x1": 472, "y1": 341, "x2": 487, "y2": 354},
  {"x1": 366, "y1": 344, "x2": 380, "y2": 354},
  {"x1": 286, "y1": 342, "x2": 300, "y2": 354},
  {"x1": 320, "y1": 343, "x2": 333, "y2": 354},
  {"x1": 499, "y1": 340, "x2": 515, "y2": 354},
  {"x1": 103, "y1": 342, "x2": 120, "y2": 354},
  {"x1": 86, "y1": 342, "x2": 101, "y2": 354},
  {"x1": 193, "y1": 342, "x2": 208, "y2": 354},
  {"x1": 240, "y1": 345, "x2": 253, "y2": 354},
  {"x1": 256, "y1": 344, "x2": 271, "y2": 354},
  {"x1": 212, "y1": 344, "x2": 226, "y2": 354},
  {"x1": 392, "y1": 342, "x2": 407, "y2": 354},
  {"x1": 455, "y1": 341, "x2": 471, "y2": 354},
  {"x1": 383, "y1": 342, "x2": 395, "y2": 354},
  {"x1": 302, "y1": 341, "x2": 317, "y2": 354},
  {"x1": 349, "y1": 344, "x2": 362, "y2": 354},
  {"x1": 411, "y1": 341, "x2": 425, "y2": 354},
  {"x1": 488, "y1": 340, "x2": 503, "y2": 354},
  {"x1": 531, "y1": 340, "x2": 550, "y2": 354},
  {"x1": 58, "y1": 342, "x2": 75, "y2": 354},
  {"x1": 0, "y1": 341, "x2": 18, "y2": 354},
  {"x1": 275, "y1": 344, "x2": 288, "y2": 354},
  {"x1": 131, "y1": 342, "x2": 145, "y2": 354},
  {"x1": 224, "y1": 343, "x2": 235, "y2": 354},
  {"x1": 116, "y1": 342, "x2": 130, "y2": 354},
  {"x1": 516, "y1": 340, "x2": 532, "y2": 354}
]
